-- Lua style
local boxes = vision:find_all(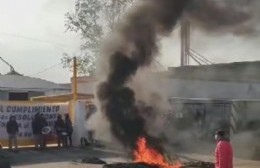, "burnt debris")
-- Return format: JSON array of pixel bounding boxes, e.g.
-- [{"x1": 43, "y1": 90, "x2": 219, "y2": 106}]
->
[
  {"x1": 103, "y1": 161, "x2": 215, "y2": 168},
  {"x1": 103, "y1": 162, "x2": 160, "y2": 168}
]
